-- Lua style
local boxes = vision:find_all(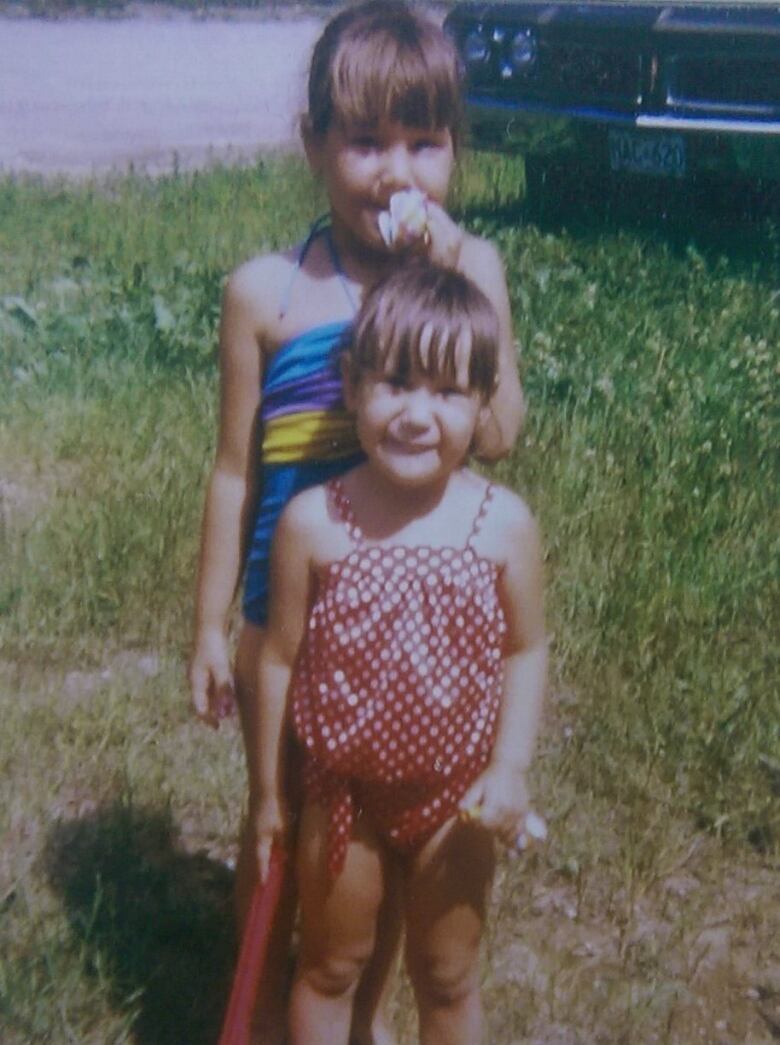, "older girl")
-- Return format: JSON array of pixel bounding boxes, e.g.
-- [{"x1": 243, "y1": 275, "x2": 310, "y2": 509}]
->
[{"x1": 189, "y1": 4, "x2": 524, "y2": 1041}]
